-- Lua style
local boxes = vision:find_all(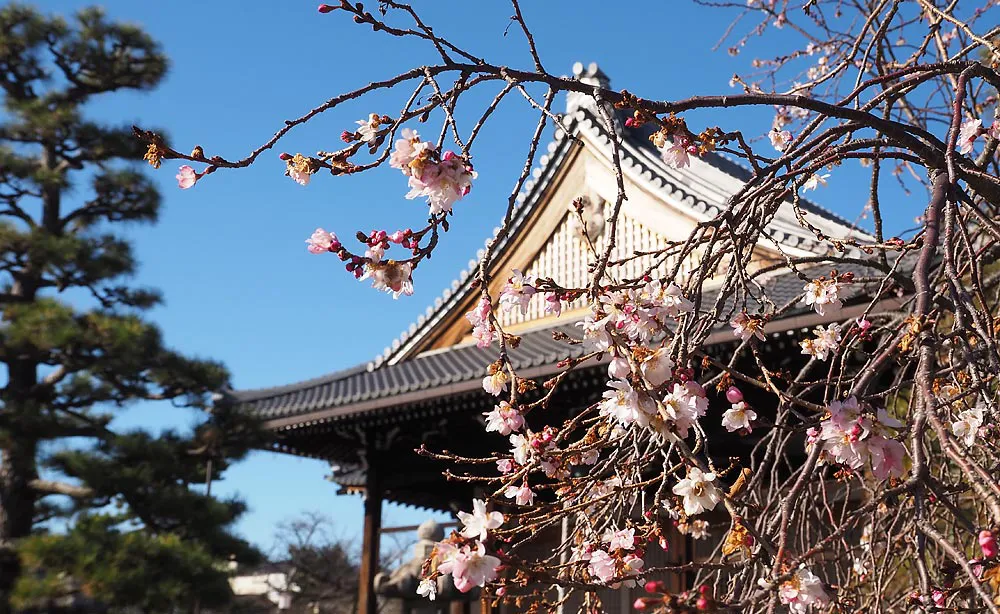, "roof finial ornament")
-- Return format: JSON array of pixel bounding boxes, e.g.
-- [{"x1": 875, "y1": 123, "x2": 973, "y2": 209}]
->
[{"x1": 565, "y1": 61, "x2": 618, "y2": 130}]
